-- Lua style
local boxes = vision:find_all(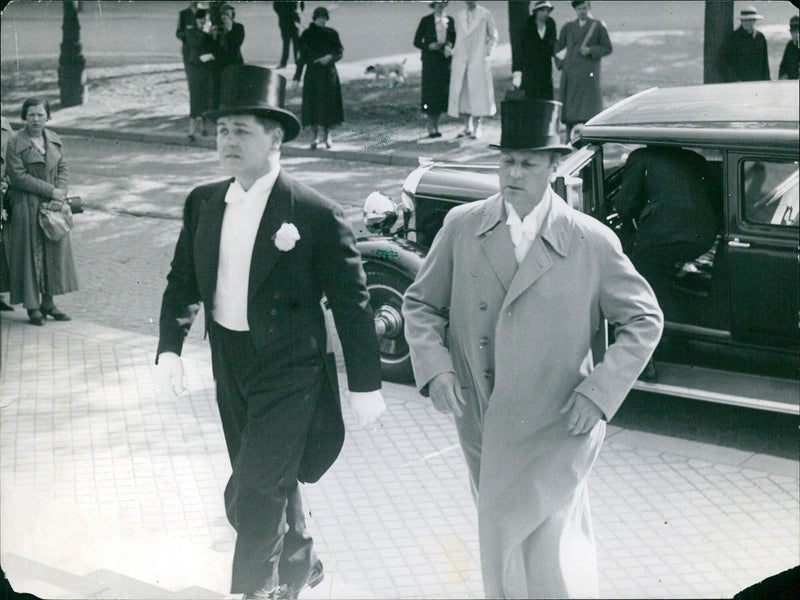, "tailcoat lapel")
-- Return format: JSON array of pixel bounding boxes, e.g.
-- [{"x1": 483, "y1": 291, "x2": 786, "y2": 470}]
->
[
  {"x1": 249, "y1": 171, "x2": 294, "y2": 302},
  {"x1": 478, "y1": 194, "x2": 516, "y2": 292},
  {"x1": 194, "y1": 180, "x2": 230, "y2": 305}
]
